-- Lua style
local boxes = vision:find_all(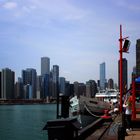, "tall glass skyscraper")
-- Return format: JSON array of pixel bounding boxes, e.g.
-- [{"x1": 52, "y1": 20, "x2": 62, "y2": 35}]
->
[
  {"x1": 22, "y1": 68, "x2": 37, "y2": 98},
  {"x1": 59, "y1": 77, "x2": 66, "y2": 95},
  {"x1": 52, "y1": 65, "x2": 59, "y2": 98},
  {"x1": 41, "y1": 57, "x2": 50, "y2": 76},
  {"x1": 118, "y1": 58, "x2": 127, "y2": 92},
  {"x1": 136, "y1": 39, "x2": 140, "y2": 77},
  {"x1": 100, "y1": 62, "x2": 106, "y2": 90}
]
